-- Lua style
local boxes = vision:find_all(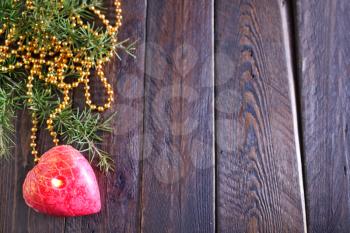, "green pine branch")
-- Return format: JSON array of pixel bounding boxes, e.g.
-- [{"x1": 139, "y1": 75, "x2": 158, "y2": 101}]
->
[
  {"x1": 27, "y1": 80, "x2": 116, "y2": 172},
  {"x1": 0, "y1": 0, "x2": 135, "y2": 171},
  {"x1": 0, "y1": 88, "x2": 16, "y2": 159},
  {"x1": 55, "y1": 108, "x2": 116, "y2": 172},
  {"x1": 0, "y1": 70, "x2": 26, "y2": 158}
]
